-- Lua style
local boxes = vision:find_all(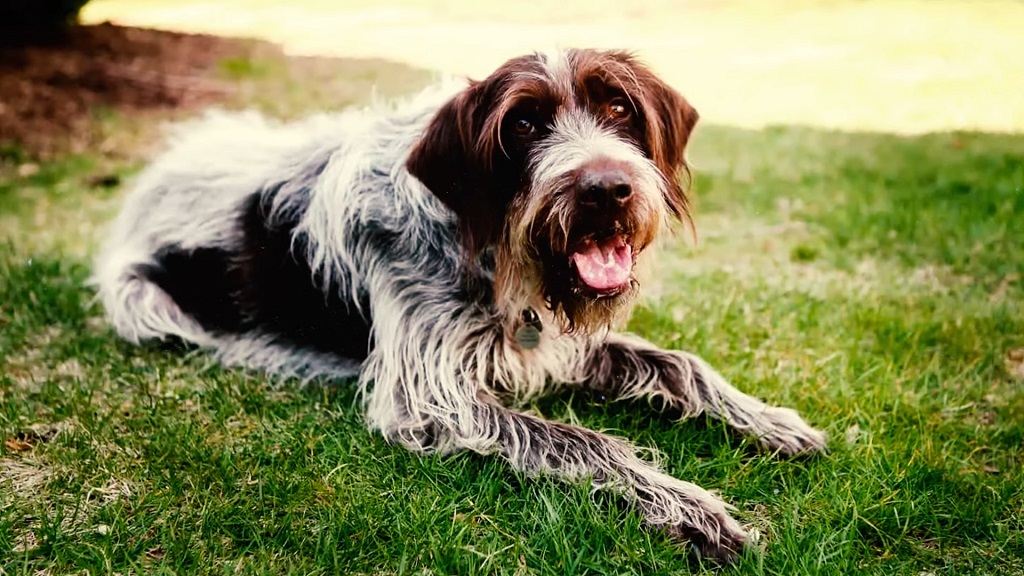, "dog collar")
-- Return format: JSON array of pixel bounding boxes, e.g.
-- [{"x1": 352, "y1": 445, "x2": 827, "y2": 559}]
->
[{"x1": 515, "y1": 308, "x2": 543, "y2": 349}]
